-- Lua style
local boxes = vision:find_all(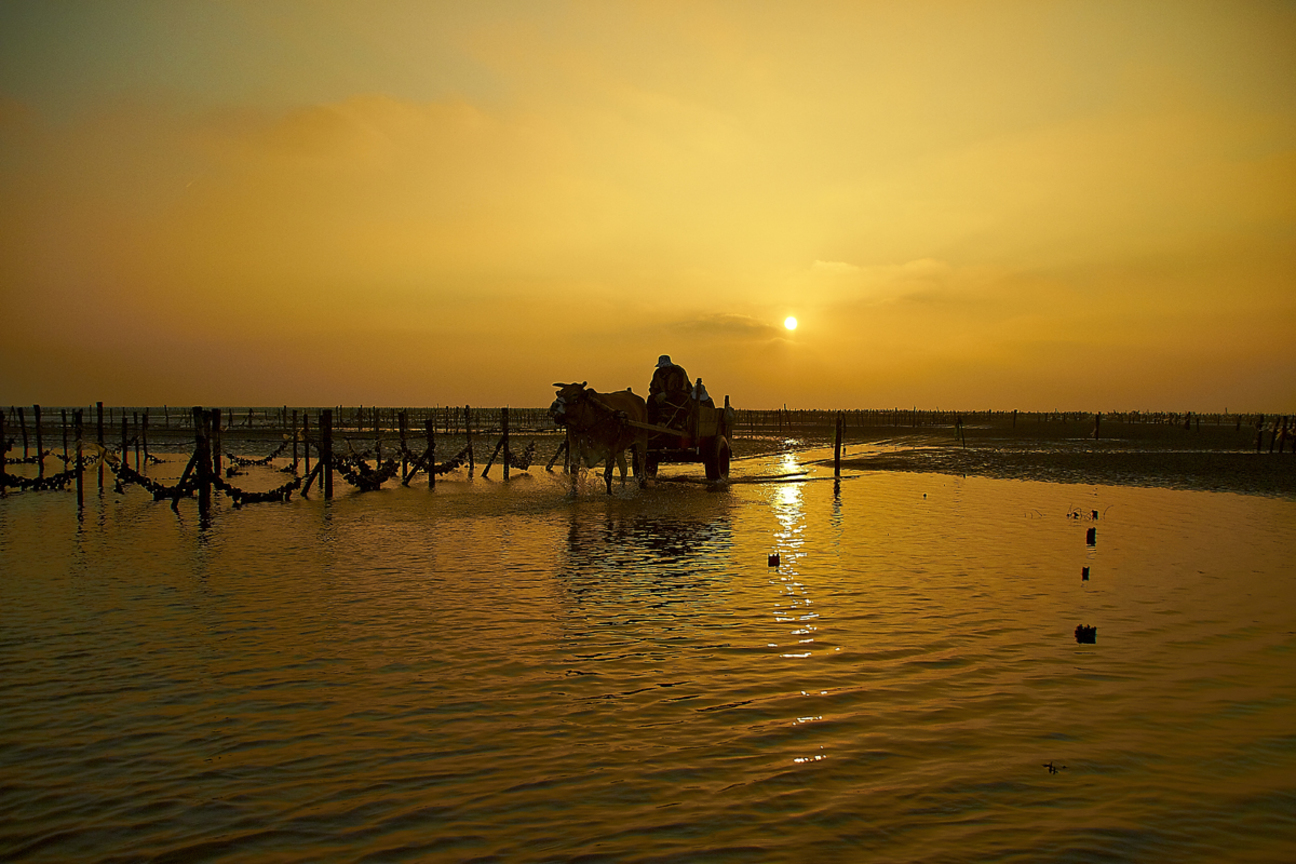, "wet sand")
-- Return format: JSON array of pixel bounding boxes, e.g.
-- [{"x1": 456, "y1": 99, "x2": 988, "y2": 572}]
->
[{"x1": 834, "y1": 447, "x2": 1294, "y2": 498}]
